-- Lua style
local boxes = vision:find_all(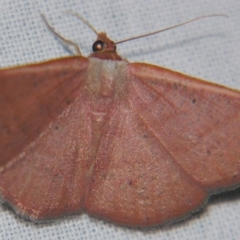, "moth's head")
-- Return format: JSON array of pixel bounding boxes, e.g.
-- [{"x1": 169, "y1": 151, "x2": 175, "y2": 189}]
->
[{"x1": 89, "y1": 32, "x2": 122, "y2": 61}]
